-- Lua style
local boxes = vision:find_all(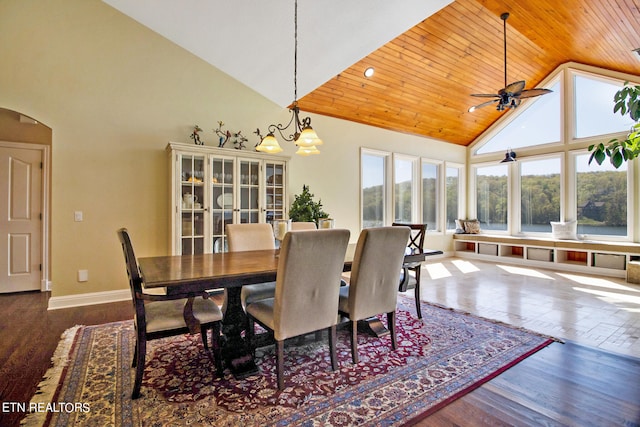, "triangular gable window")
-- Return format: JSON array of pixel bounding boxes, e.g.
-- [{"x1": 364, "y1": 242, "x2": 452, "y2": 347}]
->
[{"x1": 476, "y1": 79, "x2": 561, "y2": 154}]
